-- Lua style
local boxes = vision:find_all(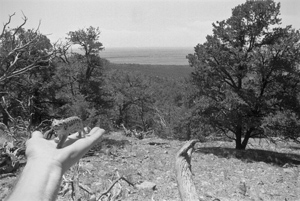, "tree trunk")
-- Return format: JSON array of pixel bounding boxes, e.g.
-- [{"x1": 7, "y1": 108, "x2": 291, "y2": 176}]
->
[
  {"x1": 185, "y1": 122, "x2": 192, "y2": 140},
  {"x1": 235, "y1": 141, "x2": 246, "y2": 150},
  {"x1": 235, "y1": 125, "x2": 246, "y2": 150},
  {"x1": 175, "y1": 140, "x2": 202, "y2": 201},
  {"x1": 241, "y1": 128, "x2": 254, "y2": 149},
  {"x1": 0, "y1": 103, "x2": 10, "y2": 127},
  {"x1": 235, "y1": 126, "x2": 254, "y2": 149}
]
